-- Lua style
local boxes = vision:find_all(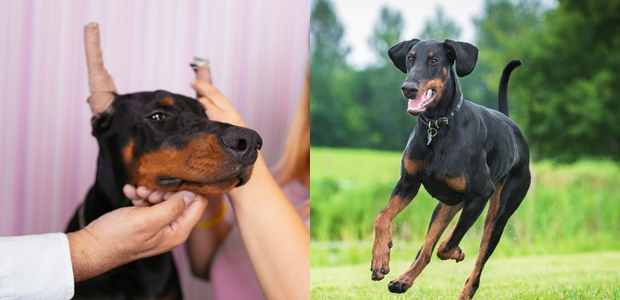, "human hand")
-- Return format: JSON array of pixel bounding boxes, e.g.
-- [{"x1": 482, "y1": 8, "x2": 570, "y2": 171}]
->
[
  {"x1": 123, "y1": 184, "x2": 174, "y2": 207},
  {"x1": 191, "y1": 78, "x2": 246, "y2": 127},
  {"x1": 124, "y1": 184, "x2": 226, "y2": 223},
  {"x1": 66, "y1": 190, "x2": 208, "y2": 282}
]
